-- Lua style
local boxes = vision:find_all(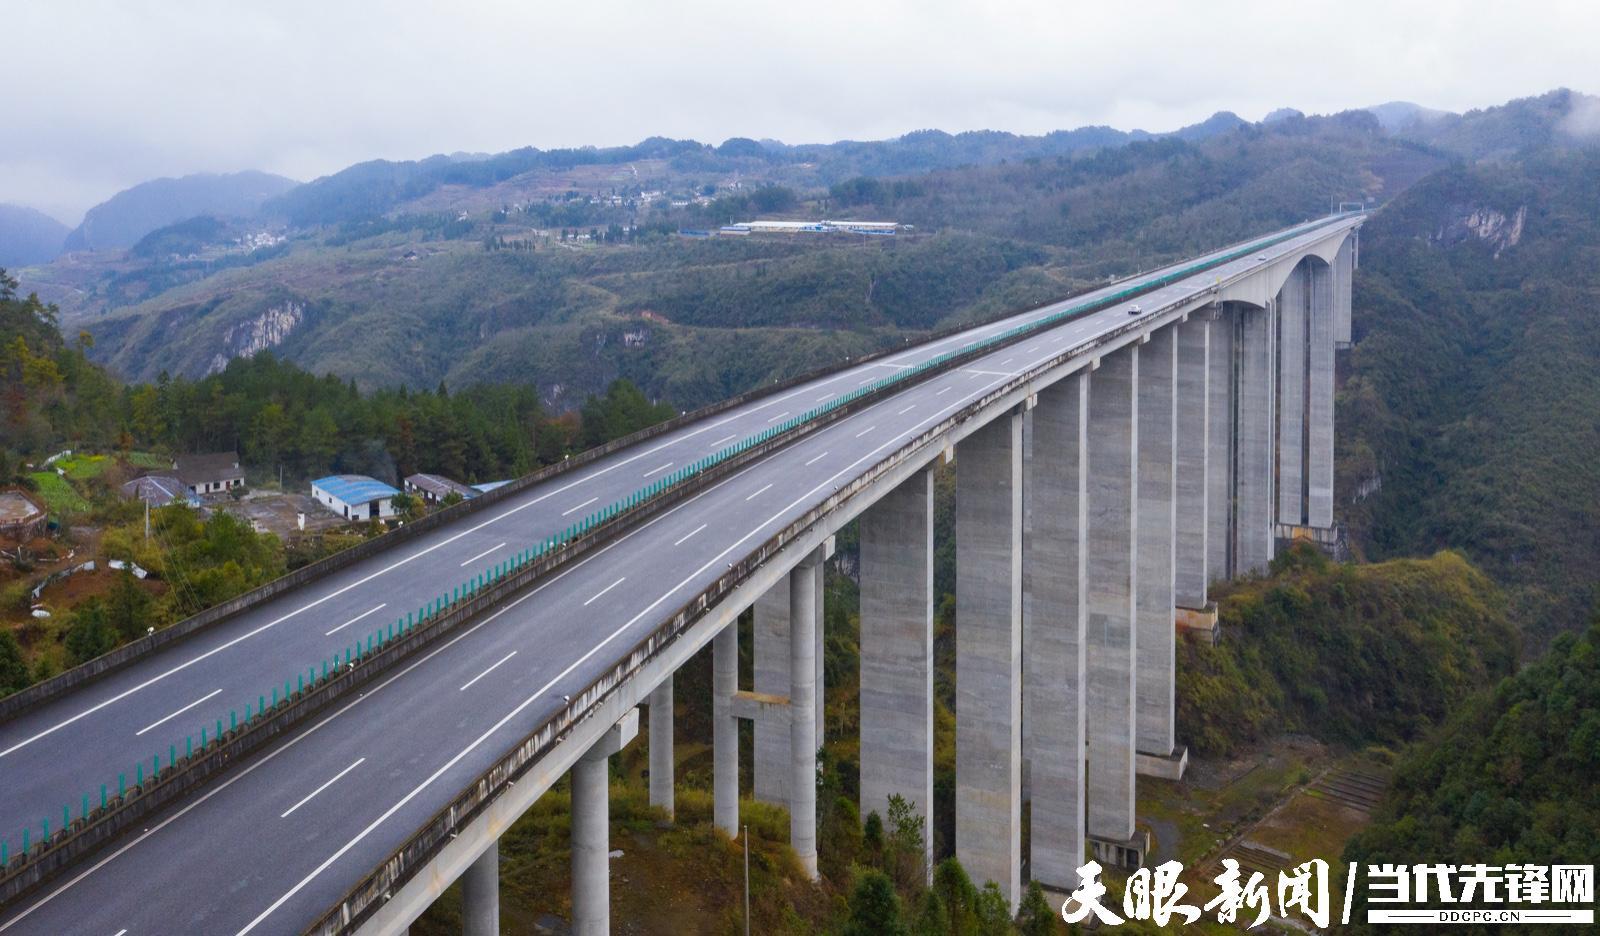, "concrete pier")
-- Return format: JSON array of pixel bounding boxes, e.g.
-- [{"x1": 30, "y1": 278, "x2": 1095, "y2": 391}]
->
[
  {"x1": 789, "y1": 550, "x2": 821, "y2": 880},
  {"x1": 1086, "y1": 345, "x2": 1138, "y2": 844},
  {"x1": 1307, "y1": 261, "x2": 1335, "y2": 528},
  {"x1": 1136, "y1": 328, "x2": 1177, "y2": 763},
  {"x1": 461, "y1": 841, "x2": 498, "y2": 936},
  {"x1": 648, "y1": 677, "x2": 674, "y2": 821},
  {"x1": 1207, "y1": 311, "x2": 1233, "y2": 583},
  {"x1": 955, "y1": 411, "x2": 1024, "y2": 908},
  {"x1": 1022, "y1": 374, "x2": 1089, "y2": 889},
  {"x1": 859, "y1": 468, "x2": 935, "y2": 877},
  {"x1": 713, "y1": 624, "x2": 739, "y2": 836},
  {"x1": 1236, "y1": 304, "x2": 1276, "y2": 574},
  {"x1": 1174, "y1": 316, "x2": 1210, "y2": 610},
  {"x1": 1277, "y1": 266, "x2": 1306, "y2": 527},
  {"x1": 572, "y1": 710, "x2": 639, "y2": 936},
  {"x1": 754, "y1": 570, "x2": 824, "y2": 807}
]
